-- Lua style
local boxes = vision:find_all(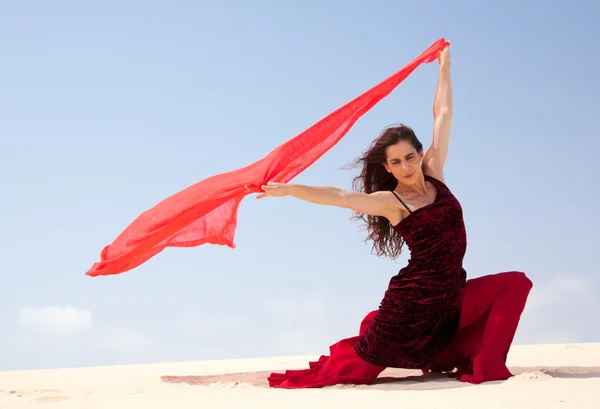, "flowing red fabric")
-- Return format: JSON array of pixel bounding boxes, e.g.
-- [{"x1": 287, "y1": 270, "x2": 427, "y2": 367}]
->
[
  {"x1": 268, "y1": 271, "x2": 533, "y2": 388},
  {"x1": 85, "y1": 38, "x2": 449, "y2": 277}
]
